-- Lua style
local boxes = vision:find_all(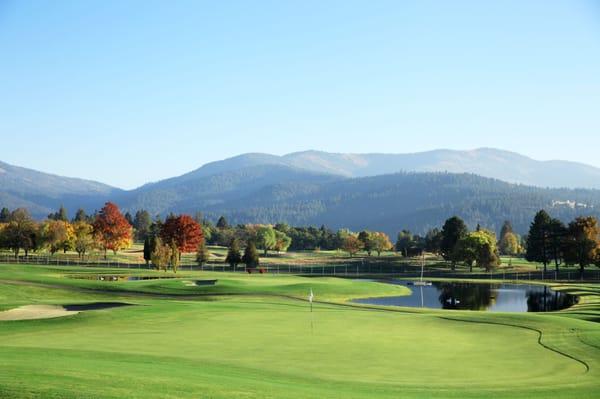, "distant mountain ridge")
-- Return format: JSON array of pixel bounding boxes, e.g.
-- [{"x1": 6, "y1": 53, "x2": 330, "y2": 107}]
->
[
  {"x1": 196, "y1": 171, "x2": 600, "y2": 236},
  {"x1": 192, "y1": 148, "x2": 600, "y2": 189},
  {"x1": 0, "y1": 160, "x2": 121, "y2": 217},
  {"x1": 2, "y1": 148, "x2": 600, "y2": 236}
]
